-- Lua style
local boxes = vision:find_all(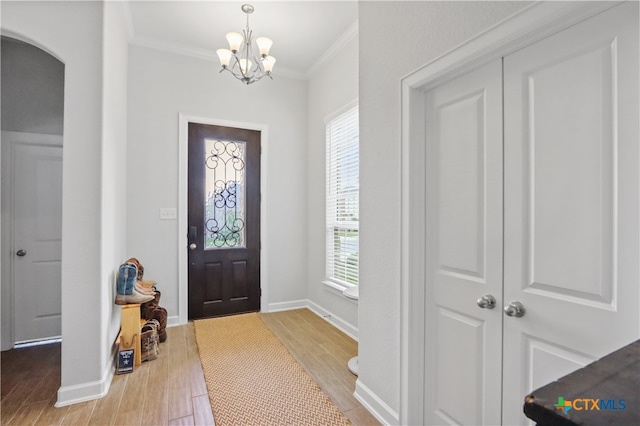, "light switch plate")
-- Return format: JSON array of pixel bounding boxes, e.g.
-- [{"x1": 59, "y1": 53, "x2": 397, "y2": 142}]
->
[{"x1": 159, "y1": 208, "x2": 177, "y2": 220}]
